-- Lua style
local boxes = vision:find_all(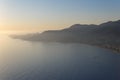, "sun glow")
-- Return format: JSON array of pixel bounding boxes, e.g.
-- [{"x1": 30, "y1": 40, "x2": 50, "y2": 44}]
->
[{"x1": 0, "y1": 30, "x2": 37, "y2": 35}]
